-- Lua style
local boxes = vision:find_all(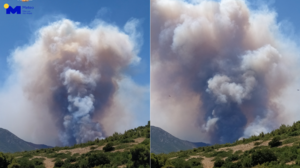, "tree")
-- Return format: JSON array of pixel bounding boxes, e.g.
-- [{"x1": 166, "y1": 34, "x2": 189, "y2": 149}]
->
[
  {"x1": 88, "y1": 153, "x2": 110, "y2": 167},
  {"x1": 251, "y1": 149, "x2": 277, "y2": 166},
  {"x1": 8, "y1": 163, "x2": 20, "y2": 168},
  {"x1": 18, "y1": 160, "x2": 34, "y2": 168},
  {"x1": 188, "y1": 158, "x2": 201, "y2": 167},
  {"x1": 151, "y1": 153, "x2": 160, "y2": 168},
  {"x1": 171, "y1": 158, "x2": 191, "y2": 168},
  {"x1": 128, "y1": 144, "x2": 150, "y2": 168},
  {"x1": 103, "y1": 142, "x2": 115, "y2": 152},
  {"x1": 0, "y1": 153, "x2": 10, "y2": 168},
  {"x1": 54, "y1": 160, "x2": 64, "y2": 167},
  {"x1": 214, "y1": 158, "x2": 225, "y2": 167},
  {"x1": 78, "y1": 158, "x2": 89, "y2": 168},
  {"x1": 242, "y1": 157, "x2": 252, "y2": 168},
  {"x1": 268, "y1": 137, "x2": 281, "y2": 147}
]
